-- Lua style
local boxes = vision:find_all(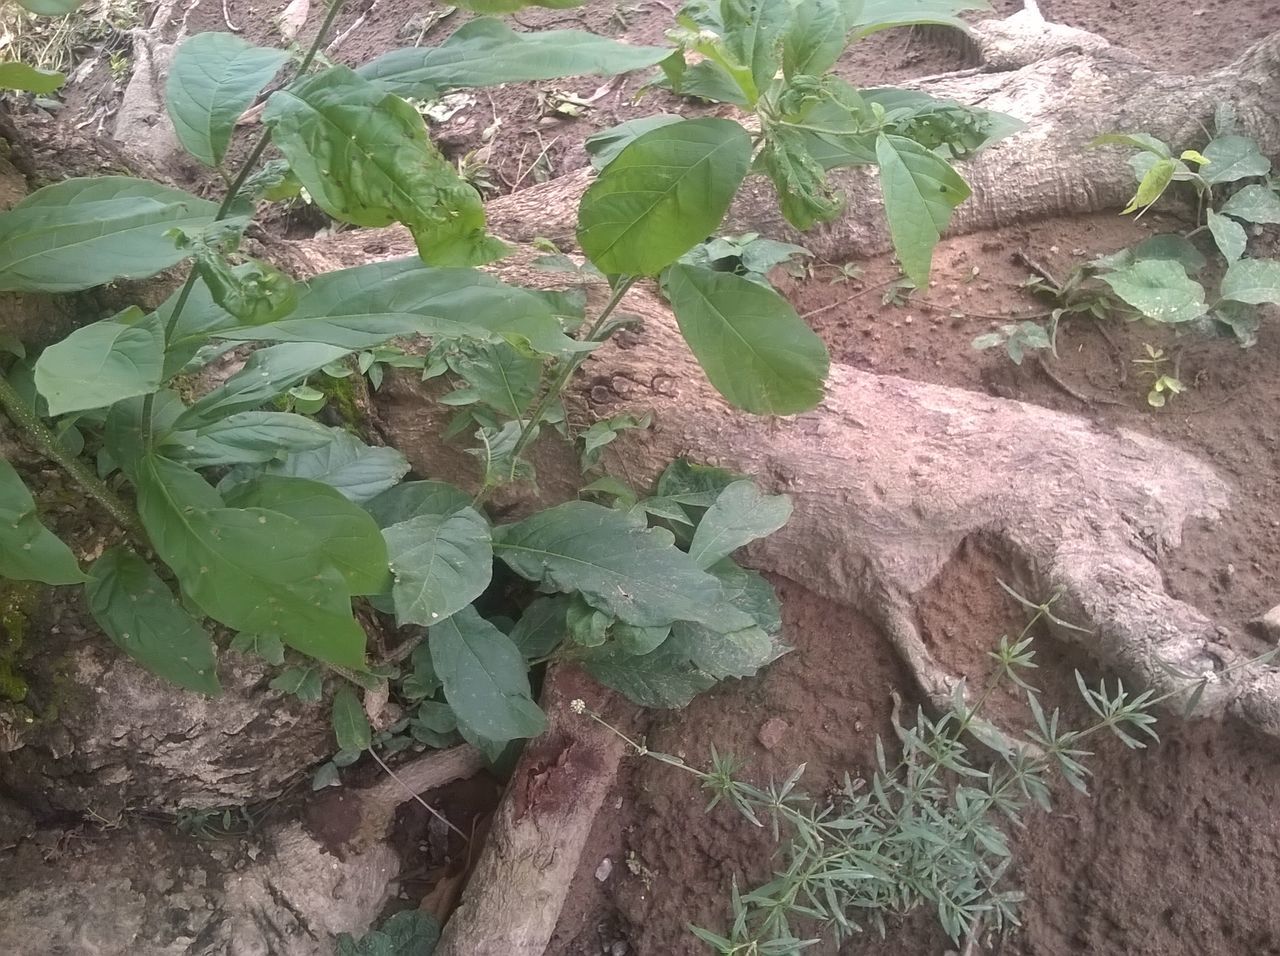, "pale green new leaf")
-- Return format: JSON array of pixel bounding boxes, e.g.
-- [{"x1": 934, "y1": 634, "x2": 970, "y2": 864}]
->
[
  {"x1": 1089, "y1": 132, "x2": 1171, "y2": 158},
  {"x1": 34, "y1": 309, "x2": 163, "y2": 416},
  {"x1": 493, "y1": 500, "x2": 755, "y2": 630},
  {"x1": 136, "y1": 455, "x2": 366, "y2": 667},
  {"x1": 578, "y1": 118, "x2": 752, "y2": 275},
  {"x1": 1201, "y1": 135, "x2": 1271, "y2": 186},
  {"x1": 875, "y1": 133, "x2": 970, "y2": 286},
  {"x1": 0, "y1": 177, "x2": 217, "y2": 293},
  {"x1": 0, "y1": 456, "x2": 85, "y2": 584},
  {"x1": 226, "y1": 476, "x2": 390, "y2": 595},
  {"x1": 1100, "y1": 259, "x2": 1207, "y2": 323},
  {"x1": 0, "y1": 62, "x2": 64, "y2": 93},
  {"x1": 167, "y1": 33, "x2": 288, "y2": 166},
  {"x1": 264, "y1": 66, "x2": 503, "y2": 267},
  {"x1": 383, "y1": 507, "x2": 492, "y2": 627},
  {"x1": 264, "y1": 428, "x2": 410, "y2": 503},
  {"x1": 358, "y1": 18, "x2": 671, "y2": 98},
  {"x1": 1220, "y1": 258, "x2": 1280, "y2": 306},
  {"x1": 1220, "y1": 184, "x2": 1280, "y2": 225},
  {"x1": 1122, "y1": 157, "x2": 1175, "y2": 214},
  {"x1": 167, "y1": 411, "x2": 336, "y2": 467},
  {"x1": 688, "y1": 480, "x2": 792, "y2": 568},
  {"x1": 663, "y1": 263, "x2": 829, "y2": 415},
  {"x1": 86, "y1": 547, "x2": 221, "y2": 695},
  {"x1": 1206, "y1": 209, "x2": 1247, "y2": 263},
  {"x1": 332, "y1": 686, "x2": 372, "y2": 752},
  {"x1": 429, "y1": 606, "x2": 546, "y2": 741}
]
